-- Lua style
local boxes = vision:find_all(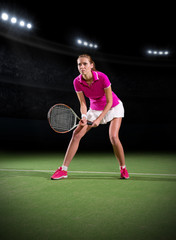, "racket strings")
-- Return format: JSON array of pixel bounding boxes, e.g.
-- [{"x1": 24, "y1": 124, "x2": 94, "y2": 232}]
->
[{"x1": 50, "y1": 105, "x2": 76, "y2": 132}]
